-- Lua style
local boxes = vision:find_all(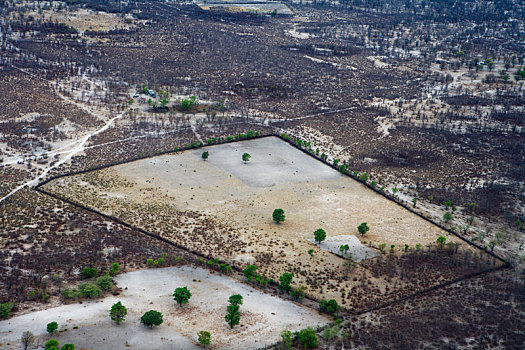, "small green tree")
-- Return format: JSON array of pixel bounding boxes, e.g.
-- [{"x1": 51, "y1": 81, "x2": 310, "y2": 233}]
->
[
  {"x1": 319, "y1": 299, "x2": 340, "y2": 316},
  {"x1": 45, "y1": 339, "x2": 59, "y2": 350},
  {"x1": 198, "y1": 331, "x2": 211, "y2": 347},
  {"x1": 201, "y1": 151, "x2": 209, "y2": 160},
  {"x1": 61, "y1": 344, "x2": 75, "y2": 350},
  {"x1": 173, "y1": 287, "x2": 192, "y2": 307},
  {"x1": 296, "y1": 327, "x2": 318, "y2": 349},
  {"x1": 141, "y1": 310, "x2": 163, "y2": 328},
  {"x1": 280, "y1": 330, "x2": 293, "y2": 350},
  {"x1": 110, "y1": 301, "x2": 127, "y2": 324},
  {"x1": 243, "y1": 265, "x2": 258, "y2": 282},
  {"x1": 225, "y1": 304, "x2": 240, "y2": 329},
  {"x1": 47, "y1": 321, "x2": 58, "y2": 335},
  {"x1": 242, "y1": 152, "x2": 251, "y2": 163},
  {"x1": 313, "y1": 228, "x2": 326, "y2": 244},
  {"x1": 358, "y1": 222, "x2": 370, "y2": 236},
  {"x1": 436, "y1": 236, "x2": 446, "y2": 249},
  {"x1": 278, "y1": 272, "x2": 293, "y2": 293},
  {"x1": 109, "y1": 263, "x2": 120, "y2": 276},
  {"x1": 378, "y1": 243, "x2": 387, "y2": 254},
  {"x1": 443, "y1": 212, "x2": 453, "y2": 223},
  {"x1": 273, "y1": 209, "x2": 285, "y2": 224}
]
